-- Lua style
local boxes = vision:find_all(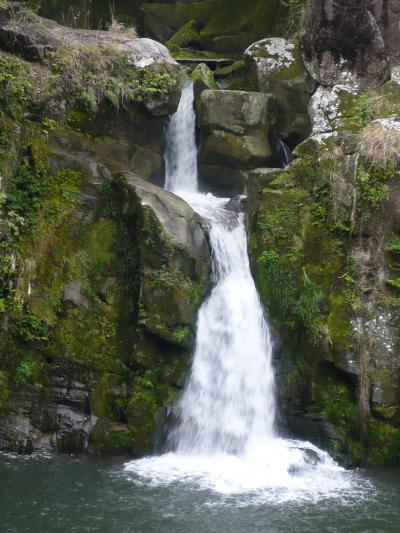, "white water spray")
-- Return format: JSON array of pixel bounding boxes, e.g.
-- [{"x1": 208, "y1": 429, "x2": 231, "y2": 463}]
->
[{"x1": 125, "y1": 82, "x2": 358, "y2": 501}]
